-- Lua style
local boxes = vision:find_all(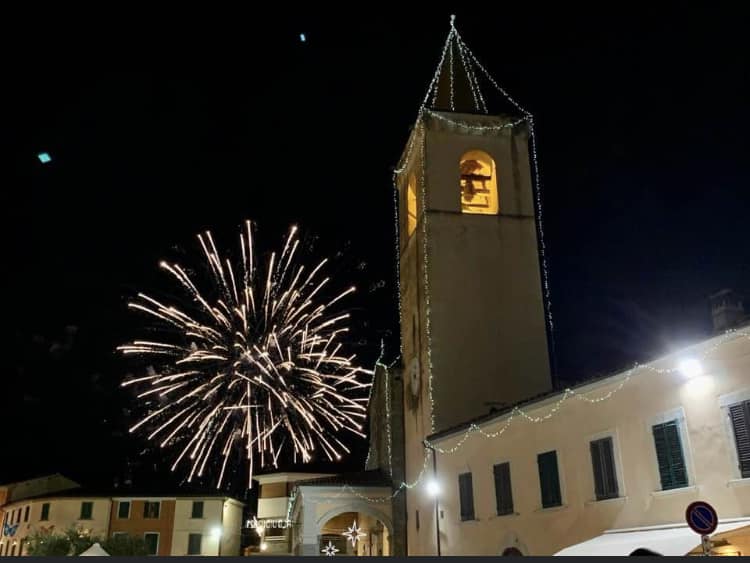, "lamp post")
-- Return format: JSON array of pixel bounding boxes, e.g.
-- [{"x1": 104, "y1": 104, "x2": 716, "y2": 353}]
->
[{"x1": 424, "y1": 441, "x2": 441, "y2": 556}]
